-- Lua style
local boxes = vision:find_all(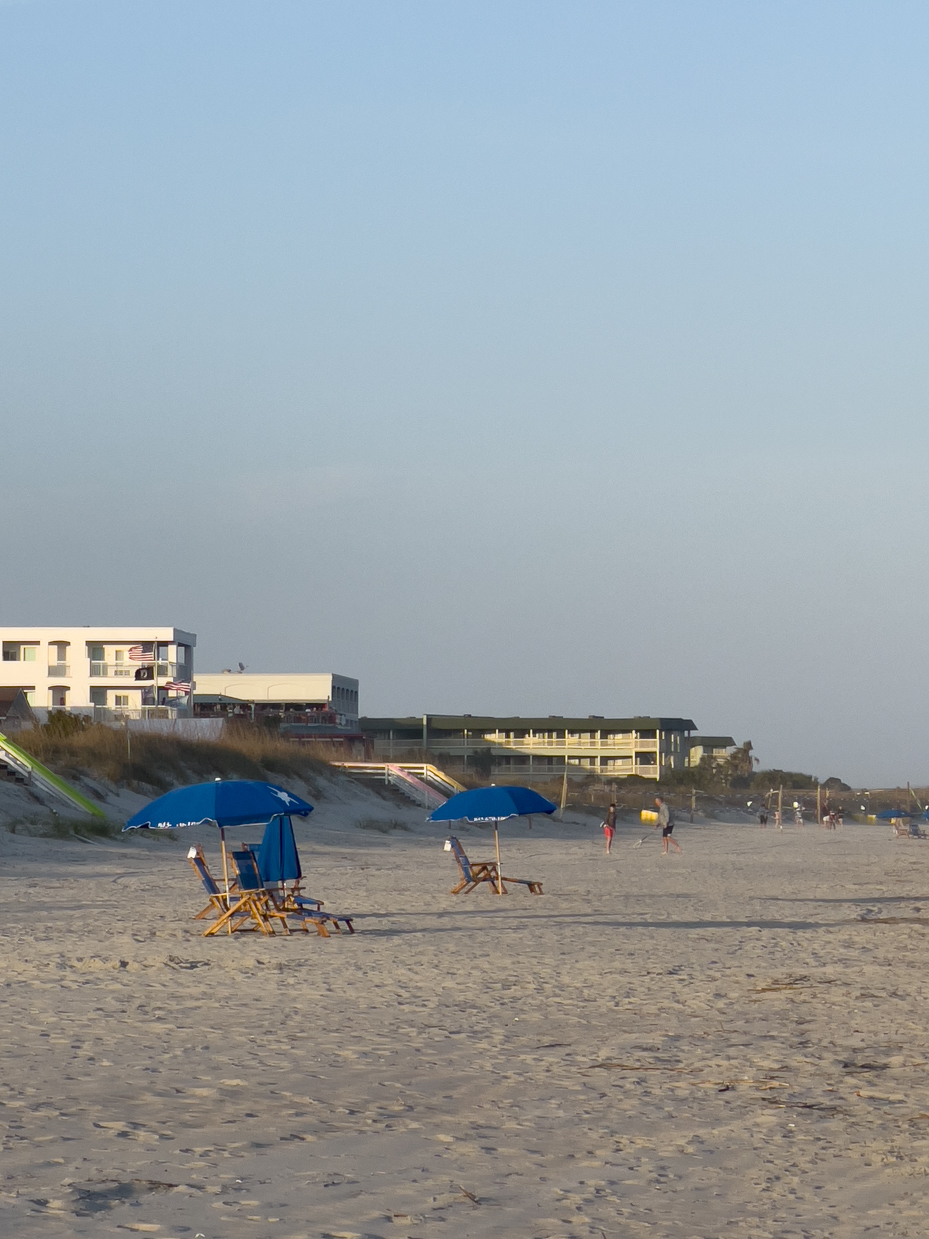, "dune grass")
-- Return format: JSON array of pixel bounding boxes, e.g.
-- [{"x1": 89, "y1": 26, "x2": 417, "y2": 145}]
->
[{"x1": 14, "y1": 722, "x2": 331, "y2": 794}]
